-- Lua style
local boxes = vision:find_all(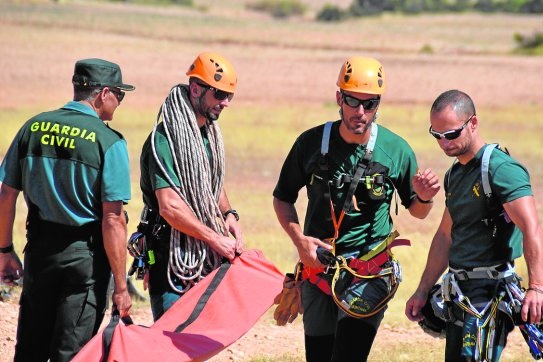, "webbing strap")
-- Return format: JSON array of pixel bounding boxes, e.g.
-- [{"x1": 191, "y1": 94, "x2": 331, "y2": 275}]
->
[
  {"x1": 342, "y1": 123, "x2": 378, "y2": 213},
  {"x1": 174, "y1": 262, "x2": 231, "y2": 333},
  {"x1": 481, "y1": 143, "x2": 498, "y2": 198},
  {"x1": 320, "y1": 121, "x2": 378, "y2": 165},
  {"x1": 319, "y1": 121, "x2": 378, "y2": 252},
  {"x1": 321, "y1": 121, "x2": 333, "y2": 155},
  {"x1": 449, "y1": 262, "x2": 514, "y2": 281},
  {"x1": 343, "y1": 158, "x2": 370, "y2": 213},
  {"x1": 367, "y1": 121, "x2": 378, "y2": 153},
  {"x1": 101, "y1": 309, "x2": 134, "y2": 362},
  {"x1": 358, "y1": 230, "x2": 400, "y2": 261}
]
